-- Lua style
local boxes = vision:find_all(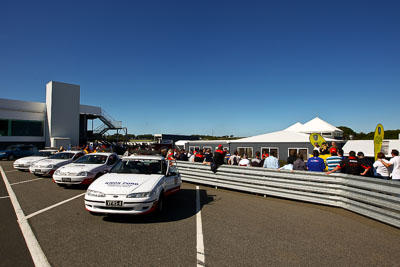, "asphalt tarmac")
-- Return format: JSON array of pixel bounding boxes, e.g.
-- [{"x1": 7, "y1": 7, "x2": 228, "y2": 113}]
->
[{"x1": 1, "y1": 160, "x2": 400, "y2": 266}]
